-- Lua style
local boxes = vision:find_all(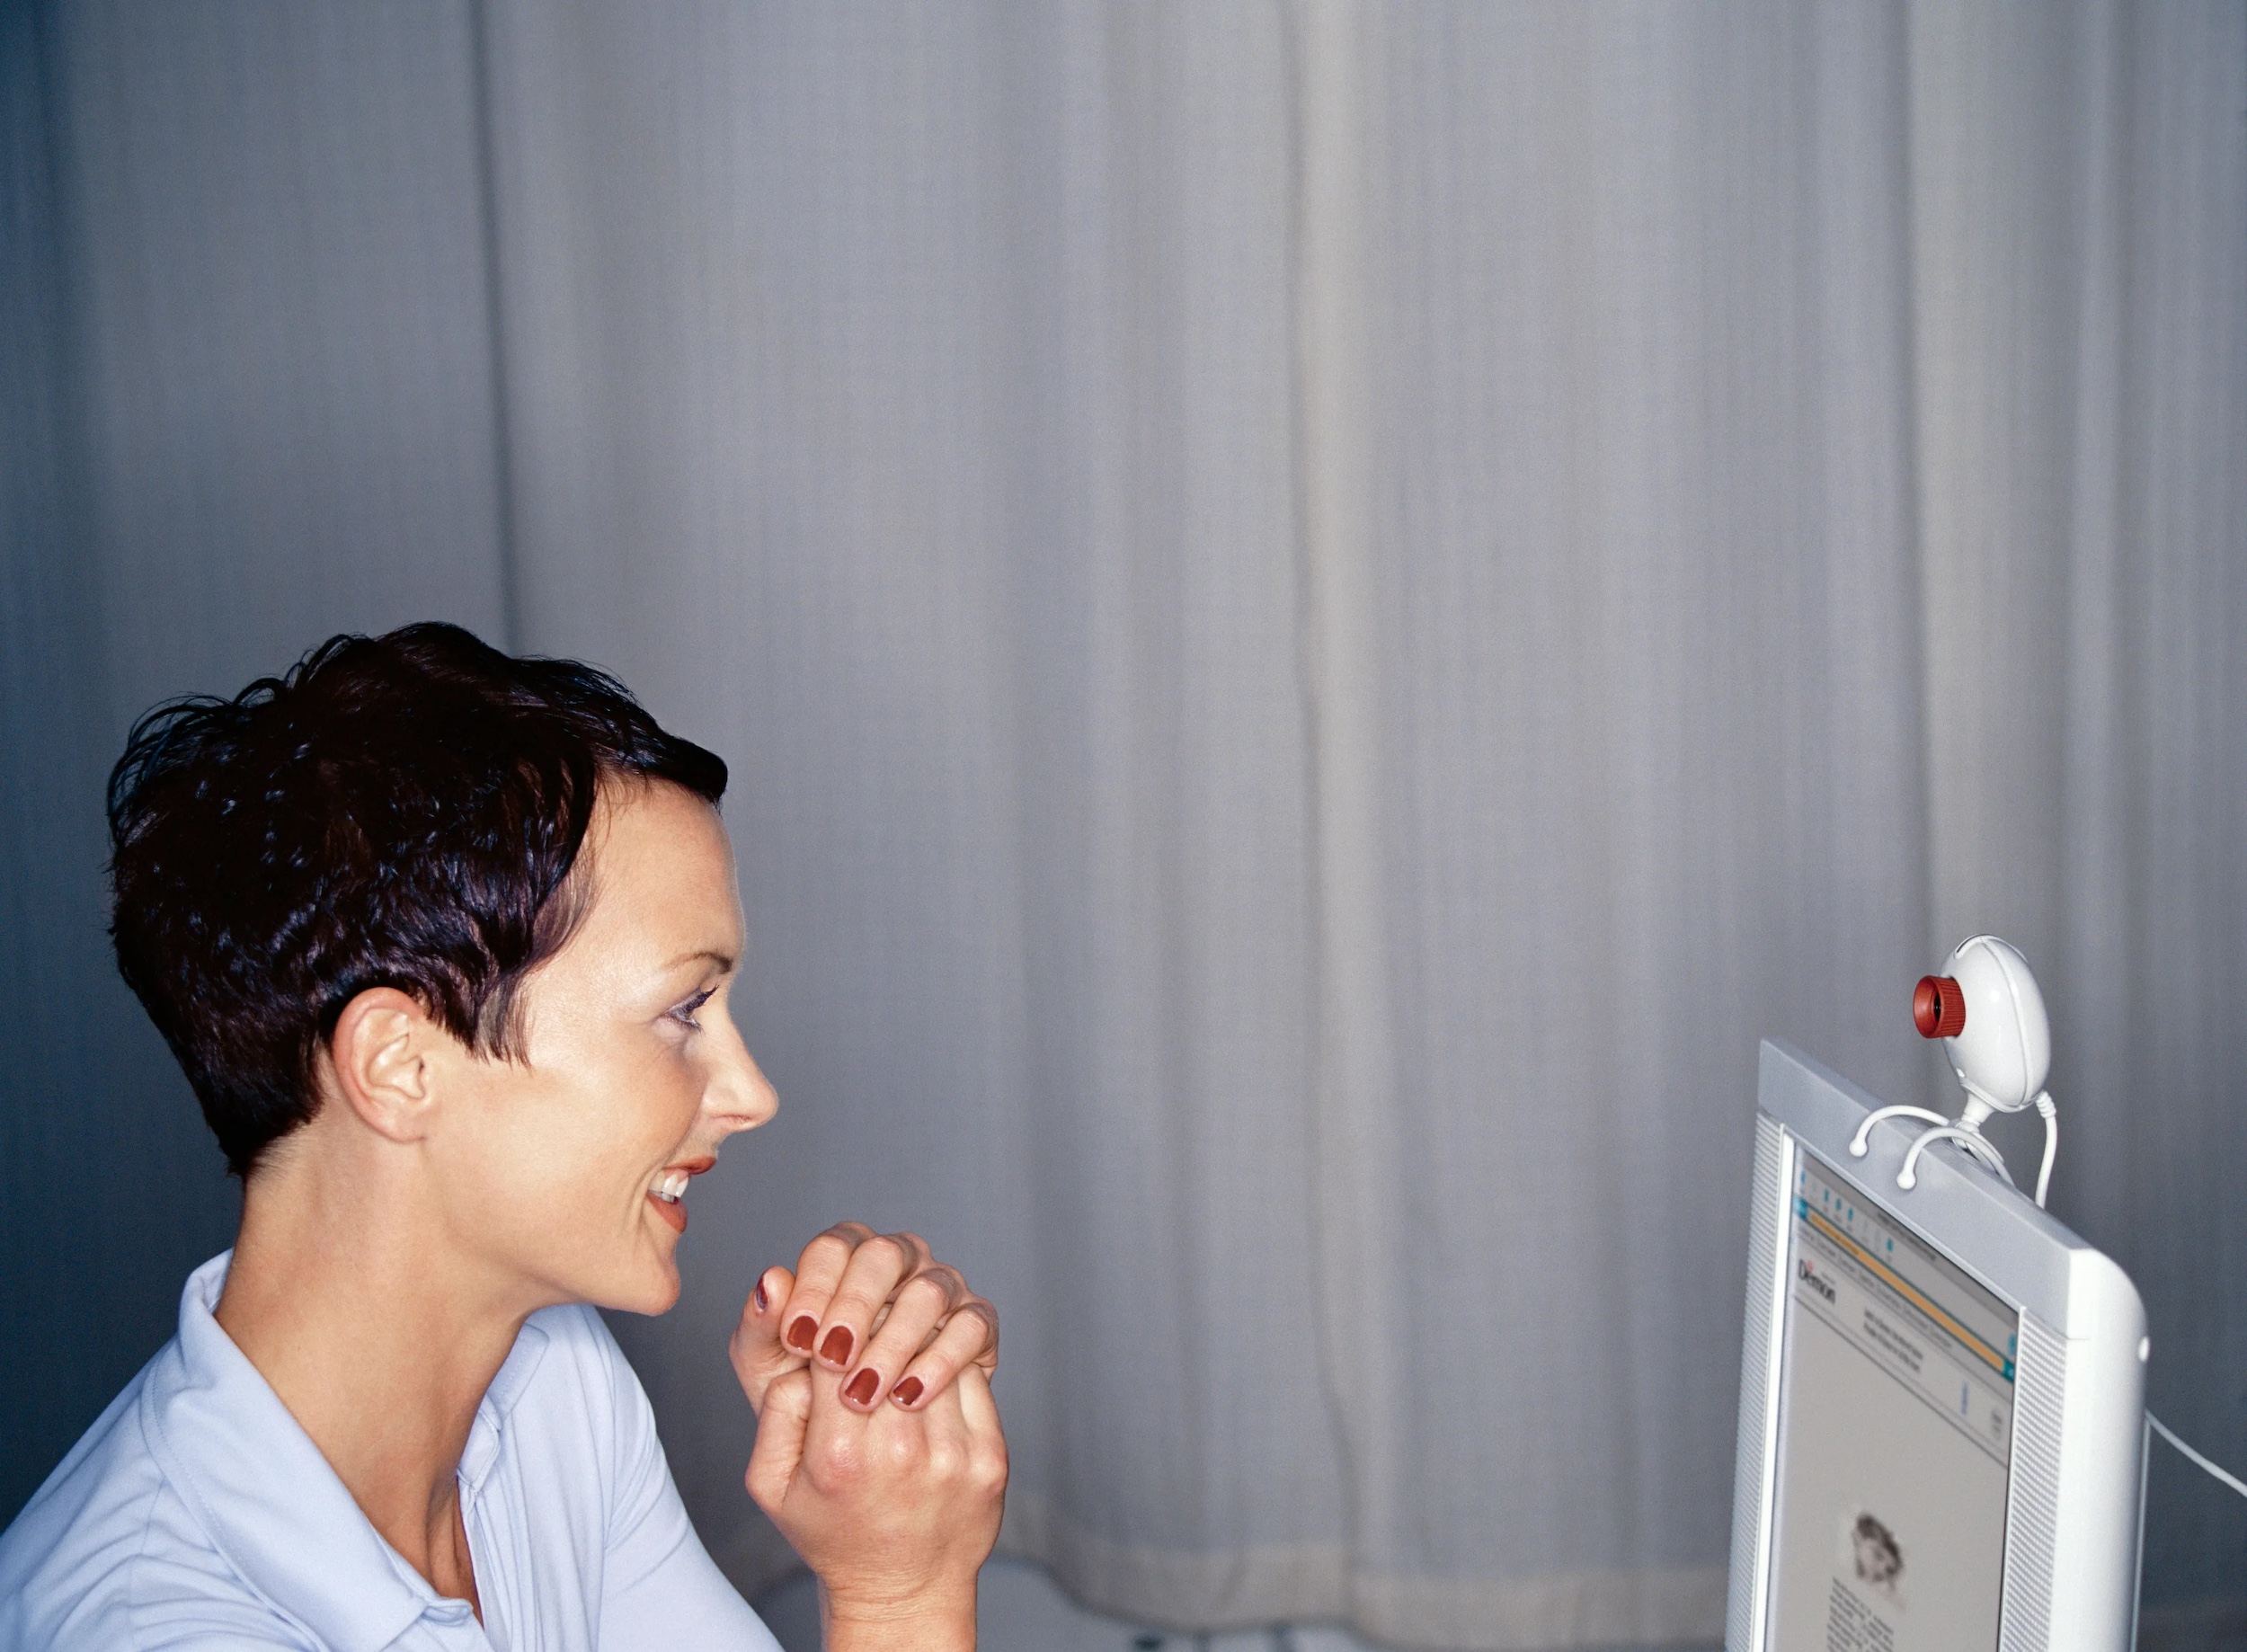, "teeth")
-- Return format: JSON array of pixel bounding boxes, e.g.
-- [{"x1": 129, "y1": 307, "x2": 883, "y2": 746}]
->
[{"x1": 653, "y1": 1170, "x2": 689, "y2": 1203}]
